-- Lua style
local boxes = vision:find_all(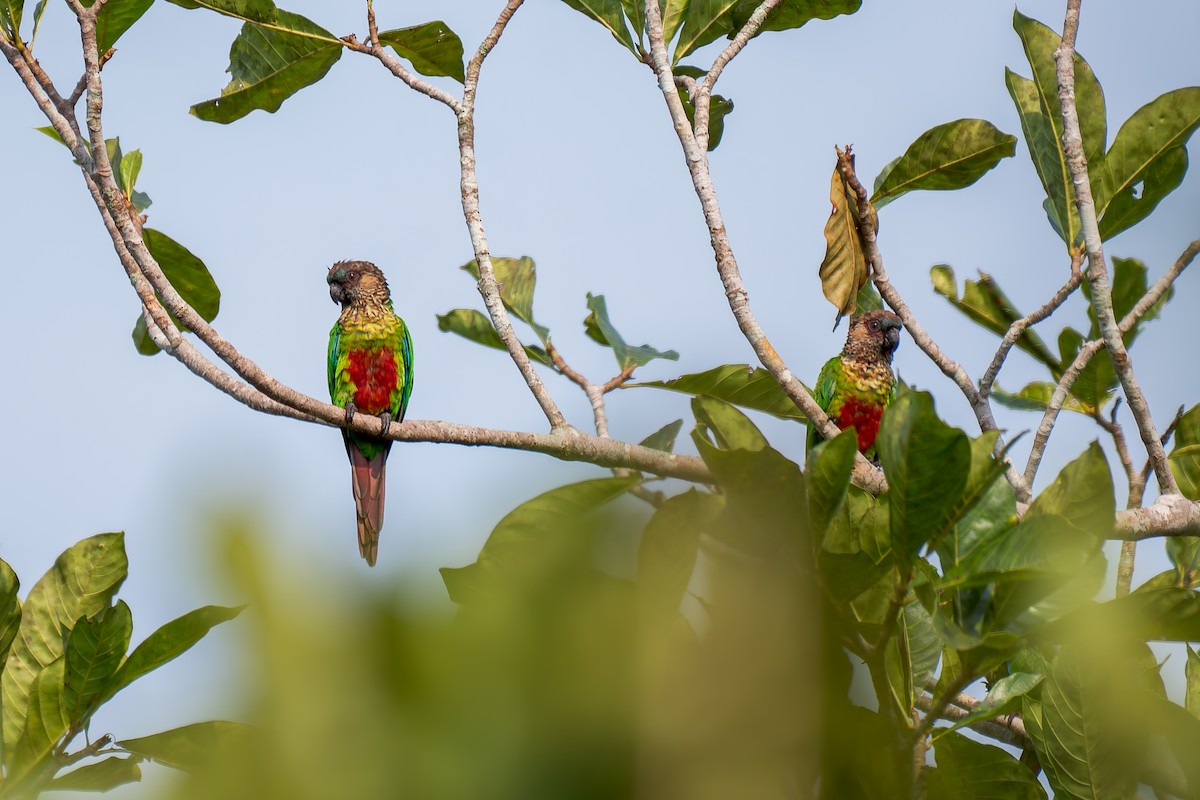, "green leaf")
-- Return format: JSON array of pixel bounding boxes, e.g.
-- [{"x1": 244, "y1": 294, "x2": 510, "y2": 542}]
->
[
  {"x1": 1081, "y1": 257, "x2": 1173, "y2": 346},
  {"x1": 695, "y1": 438, "x2": 807, "y2": 556},
  {"x1": 88, "y1": 0, "x2": 155, "y2": 53},
  {"x1": 0, "y1": 0, "x2": 23, "y2": 39},
  {"x1": 164, "y1": 0, "x2": 277, "y2": 24},
  {"x1": 927, "y1": 430, "x2": 1009, "y2": 558},
  {"x1": 133, "y1": 229, "x2": 222, "y2": 356},
  {"x1": 1187, "y1": 645, "x2": 1200, "y2": 721},
  {"x1": 941, "y1": 514, "x2": 1099, "y2": 591},
  {"x1": 871, "y1": 119, "x2": 1016, "y2": 209},
  {"x1": 118, "y1": 148, "x2": 142, "y2": 199},
  {"x1": 691, "y1": 395, "x2": 767, "y2": 453},
  {"x1": 877, "y1": 391, "x2": 971, "y2": 564},
  {"x1": 461, "y1": 256, "x2": 550, "y2": 344},
  {"x1": 2, "y1": 533, "x2": 127, "y2": 759},
  {"x1": 637, "y1": 489, "x2": 721, "y2": 613},
  {"x1": 558, "y1": 0, "x2": 637, "y2": 55},
  {"x1": 673, "y1": 0, "x2": 738, "y2": 62},
  {"x1": 9, "y1": 657, "x2": 68, "y2": 777},
  {"x1": 726, "y1": 0, "x2": 860, "y2": 36},
  {"x1": 1038, "y1": 644, "x2": 1140, "y2": 799},
  {"x1": 1009, "y1": 11, "x2": 1107, "y2": 250},
  {"x1": 938, "y1": 672, "x2": 1044, "y2": 737},
  {"x1": 48, "y1": 756, "x2": 143, "y2": 792},
  {"x1": 819, "y1": 165, "x2": 870, "y2": 321},
  {"x1": 659, "y1": 0, "x2": 687, "y2": 45},
  {"x1": 377, "y1": 21, "x2": 465, "y2": 83},
  {"x1": 1096, "y1": 87, "x2": 1200, "y2": 240},
  {"x1": 1027, "y1": 441, "x2": 1114, "y2": 536},
  {"x1": 638, "y1": 419, "x2": 683, "y2": 452},
  {"x1": 674, "y1": 65, "x2": 735, "y2": 151},
  {"x1": 441, "y1": 477, "x2": 640, "y2": 605},
  {"x1": 190, "y1": 10, "x2": 342, "y2": 124},
  {"x1": 990, "y1": 380, "x2": 1089, "y2": 415},
  {"x1": 1054, "y1": 327, "x2": 1116, "y2": 413},
  {"x1": 628, "y1": 364, "x2": 806, "y2": 421},
  {"x1": 929, "y1": 265, "x2": 1059, "y2": 372},
  {"x1": 805, "y1": 428, "x2": 857, "y2": 536},
  {"x1": 927, "y1": 731, "x2": 1047, "y2": 800},
  {"x1": 0, "y1": 560, "x2": 20, "y2": 668},
  {"x1": 1171, "y1": 445, "x2": 1200, "y2": 501},
  {"x1": 117, "y1": 721, "x2": 257, "y2": 772},
  {"x1": 436, "y1": 308, "x2": 551, "y2": 366},
  {"x1": 63, "y1": 600, "x2": 133, "y2": 724},
  {"x1": 903, "y1": 600, "x2": 940, "y2": 701},
  {"x1": 619, "y1": 0, "x2": 644, "y2": 40},
  {"x1": 583, "y1": 293, "x2": 678, "y2": 371},
  {"x1": 106, "y1": 605, "x2": 242, "y2": 702}
]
